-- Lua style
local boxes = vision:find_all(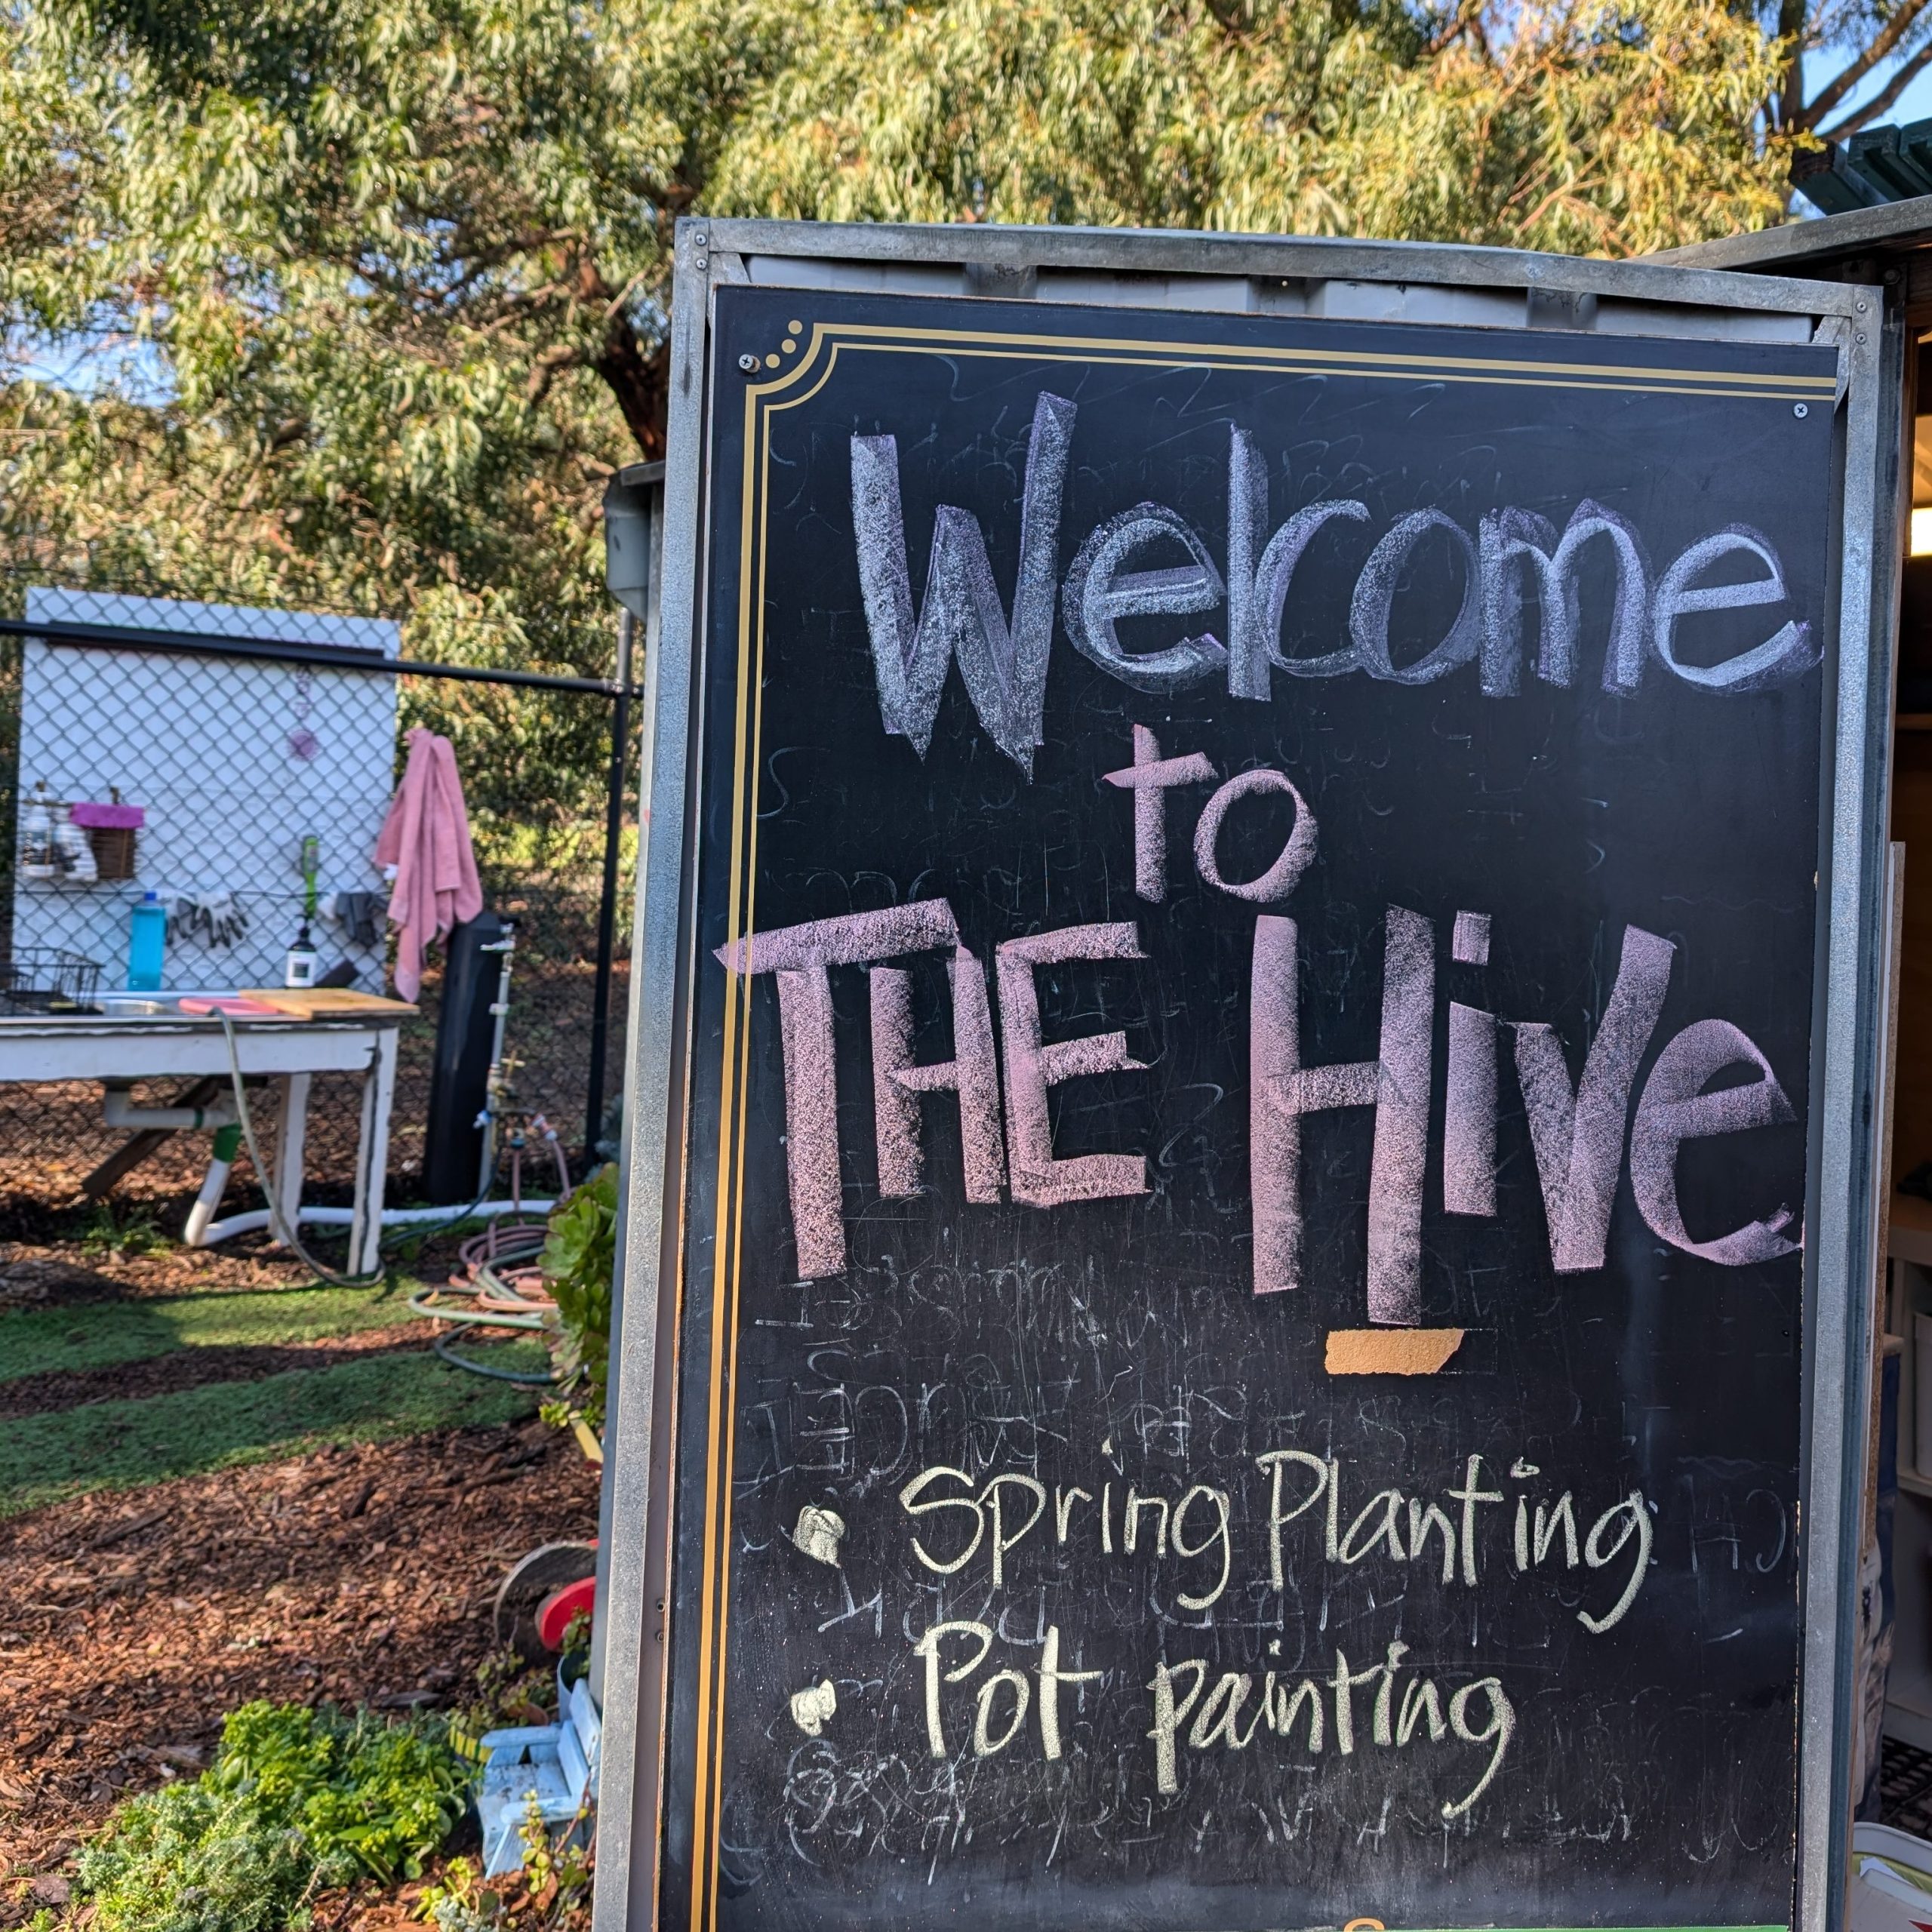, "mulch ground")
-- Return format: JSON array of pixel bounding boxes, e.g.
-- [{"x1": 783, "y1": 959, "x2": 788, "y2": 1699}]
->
[
  {"x1": 0, "y1": 1419, "x2": 601, "y2": 1927},
  {"x1": 0, "y1": 1217, "x2": 498, "y2": 1311},
  {"x1": 0, "y1": 1240, "x2": 313, "y2": 1308}
]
